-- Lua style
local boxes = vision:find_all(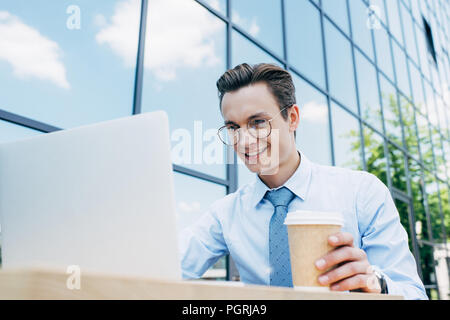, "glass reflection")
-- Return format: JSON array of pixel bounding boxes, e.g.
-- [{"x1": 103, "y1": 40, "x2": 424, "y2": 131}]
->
[
  {"x1": 322, "y1": 0, "x2": 349, "y2": 35},
  {"x1": 400, "y1": 95, "x2": 420, "y2": 159},
  {"x1": 355, "y1": 50, "x2": 382, "y2": 131},
  {"x1": 349, "y1": 0, "x2": 374, "y2": 61},
  {"x1": 387, "y1": 143, "x2": 407, "y2": 192},
  {"x1": 232, "y1": 31, "x2": 280, "y2": 67},
  {"x1": 430, "y1": 127, "x2": 446, "y2": 180},
  {"x1": 394, "y1": 198, "x2": 414, "y2": 254},
  {"x1": 379, "y1": 75, "x2": 402, "y2": 146},
  {"x1": 424, "y1": 170, "x2": 444, "y2": 242},
  {"x1": 204, "y1": 0, "x2": 226, "y2": 15},
  {"x1": 231, "y1": 0, "x2": 283, "y2": 57},
  {"x1": 363, "y1": 126, "x2": 388, "y2": 185},
  {"x1": 392, "y1": 42, "x2": 411, "y2": 98},
  {"x1": 0, "y1": 0, "x2": 141, "y2": 128},
  {"x1": 385, "y1": 0, "x2": 403, "y2": 45},
  {"x1": 373, "y1": 24, "x2": 394, "y2": 81},
  {"x1": 408, "y1": 159, "x2": 427, "y2": 242},
  {"x1": 285, "y1": 0, "x2": 325, "y2": 88},
  {"x1": 142, "y1": 0, "x2": 227, "y2": 179},
  {"x1": 330, "y1": 102, "x2": 363, "y2": 170},
  {"x1": 325, "y1": 20, "x2": 357, "y2": 113},
  {"x1": 292, "y1": 75, "x2": 331, "y2": 165},
  {"x1": 416, "y1": 112, "x2": 434, "y2": 170},
  {"x1": 400, "y1": 3, "x2": 418, "y2": 64}
]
